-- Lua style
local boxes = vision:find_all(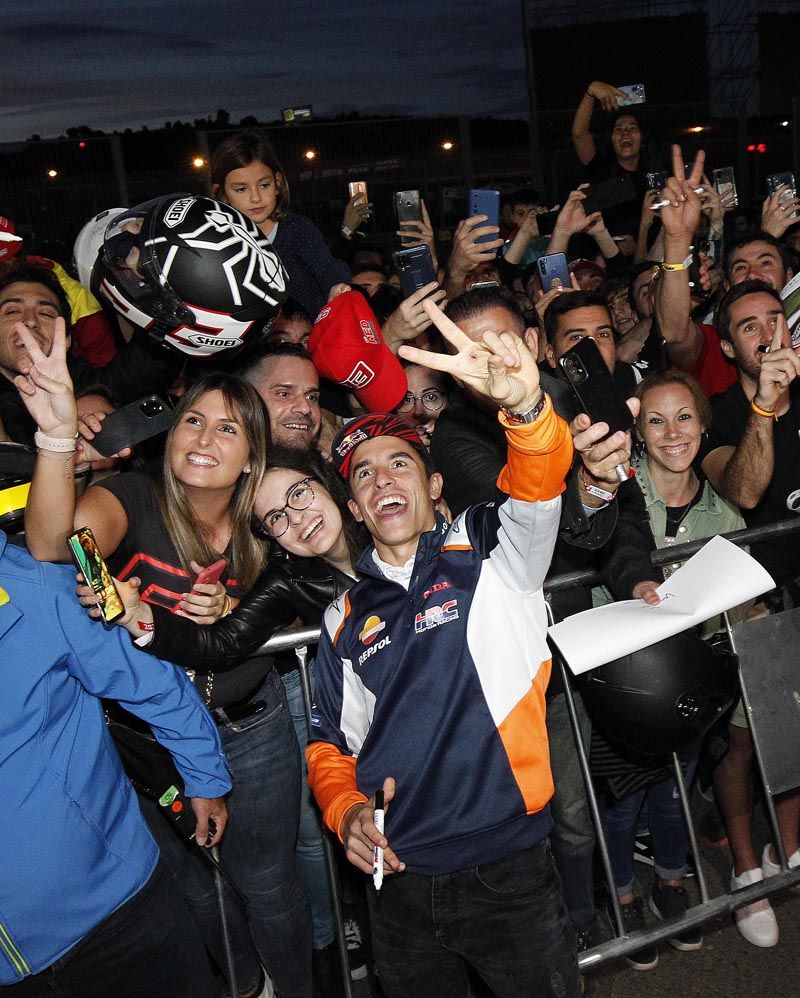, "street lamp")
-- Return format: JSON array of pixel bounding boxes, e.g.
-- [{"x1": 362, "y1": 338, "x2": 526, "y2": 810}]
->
[
  {"x1": 441, "y1": 140, "x2": 454, "y2": 151},
  {"x1": 46, "y1": 168, "x2": 58, "y2": 179},
  {"x1": 191, "y1": 156, "x2": 206, "y2": 169},
  {"x1": 304, "y1": 149, "x2": 317, "y2": 160}
]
